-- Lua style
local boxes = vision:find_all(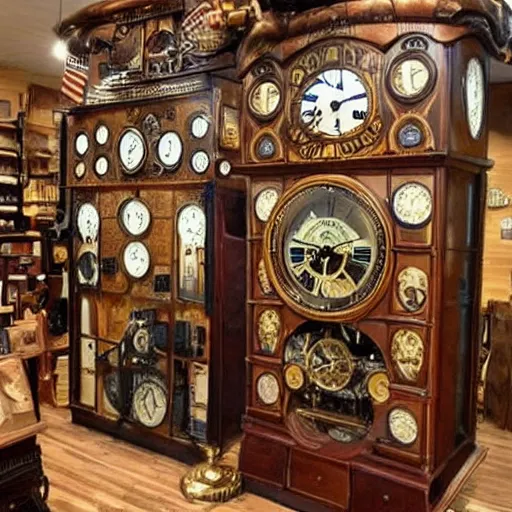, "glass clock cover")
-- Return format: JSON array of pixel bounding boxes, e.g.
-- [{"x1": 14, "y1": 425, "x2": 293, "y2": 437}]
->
[
  {"x1": 391, "y1": 58, "x2": 432, "y2": 99},
  {"x1": 191, "y1": 114, "x2": 210, "y2": 139},
  {"x1": 75, "y1": 133, "x2": 89, "y2": 156},
  {"x1": 95, "y1": 125, "x2": 109, "y2": 145},
  {"x1": 249, "y1": 81, "x2": 281, "y2": 118},
  {"x1": 300, "y1": 69, "x2": 369, "y2": 137},
  {"x1": 77, "y1": 203, "x2": 100, "y2": 243},
  {"x1": 119, "y1": 128, "x2": 146, "y2": 174},
  {"x1": 190, "y1": 150, "x2": 210, "y2": 174},
  {"x1": 178, "y1": 205, "x2": 206, "y2": 246},
  {"x1": 255, "y1": 187, "x2": 280, "y2": 223},
  {"x1": 392, "y1": 182, "x2": 432, "y2": 228},
  {"x1": 465, "y1": 58, "x2": 485, "y2": 139},
  {"x1": 123, "y1": 241, "x2": 151, "y2": 279},
  {"x1": 120, "y1": 198, "x2": 151, "y2": 237},
  {"x1": 157, "y1": 131, "x2": 183, "y2": 169}
]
